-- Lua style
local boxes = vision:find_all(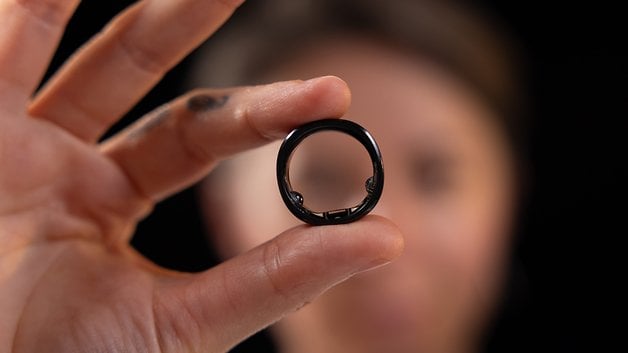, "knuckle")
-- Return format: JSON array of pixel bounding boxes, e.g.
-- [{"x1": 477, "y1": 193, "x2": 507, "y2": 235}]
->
[
  {"x1": 14, "y1": 0, "x2": 75, "y2": 27},
  {"x1": 233, "y1": 104, "x2": 274, "y2": 142},
  {"x1": 178, "y1": 124, "x2": 216, "y2": 167},
  {"x1": 259, "y1": 234, "x2": 329, "y2": 307},
  {"x1": 261, "y1": 240, "x2": 293, "y2": 301},
  {"x1": 115, "y1": 34, "x2": 168, "y2": 76}
]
